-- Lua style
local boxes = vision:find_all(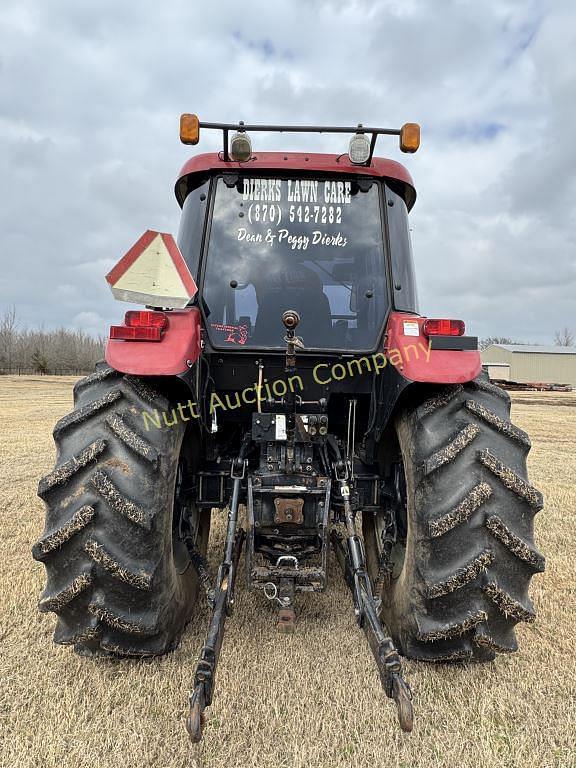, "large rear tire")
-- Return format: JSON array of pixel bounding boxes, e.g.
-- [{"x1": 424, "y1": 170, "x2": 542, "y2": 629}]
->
[
  {"x1": 33, "y1": 365, "x2": 209, "y2": 657},
  {"x1": 363, "y1": 374, "x2": 544, "y2": 662}
]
